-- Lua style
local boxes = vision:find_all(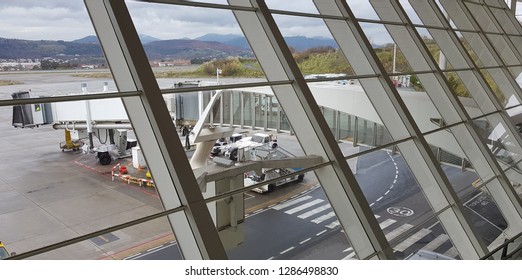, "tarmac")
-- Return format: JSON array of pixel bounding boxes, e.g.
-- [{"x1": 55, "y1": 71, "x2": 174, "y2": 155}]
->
[{"x1": 0, "y1": 71, "x2": 360, "y2": 260}]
